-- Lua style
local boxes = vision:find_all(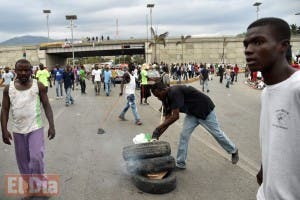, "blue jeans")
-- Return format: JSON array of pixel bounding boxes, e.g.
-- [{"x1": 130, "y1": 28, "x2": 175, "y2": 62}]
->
[
  {"x1": 105, "y1": 82, "x2": 111, "y2": 96},
  {"x1": 65, "y1": 87, "x2": 74, "y2": 105},
  {"x1": 55, "y1": 80, "x2": 63, "y2": 97},
  {"x1": 226, "y1": 75, "x2": 231, "y2": 88},
  {"x1": 202, "y1": 79, "x2": 209, "y2": 91},
  {"x1": 119, "y1": 94, "x2": 140, "y2": 122},
  {"x1": 176, "y1": 110, "x2": 237, "y2": 168}
]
